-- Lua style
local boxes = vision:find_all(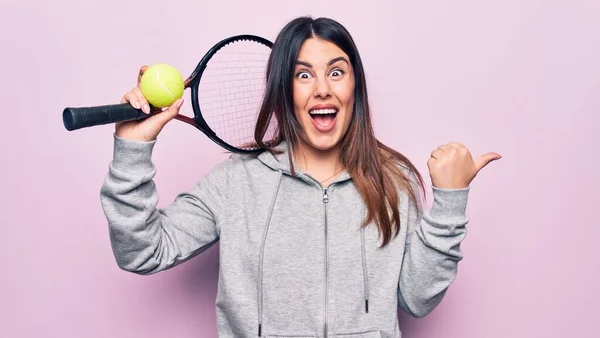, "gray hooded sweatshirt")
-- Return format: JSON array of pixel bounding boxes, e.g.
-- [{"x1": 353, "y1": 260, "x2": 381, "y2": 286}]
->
[{"x1": 100, "y1": 134, "x2": 470, "y2": 338}]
